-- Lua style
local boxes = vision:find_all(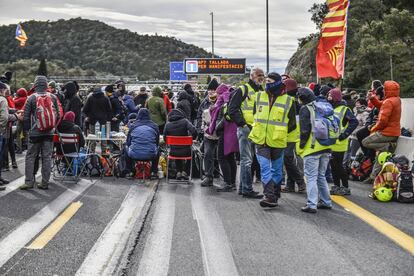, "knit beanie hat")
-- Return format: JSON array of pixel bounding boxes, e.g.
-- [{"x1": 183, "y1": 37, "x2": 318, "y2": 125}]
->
[
  {"x1": 34, "y1": 75, "x2": 48, "y2": 93},
  {"x1": 328, "y1": 88, "x2": 342, "y2": 103},
  {"x1": 207, "y1": 78, "x2": 219, "y2": 91},
  {"x1": 284, "y1": 79, "x2": 298, "y2": 94},
  {"x1": 63, "y1": 111, "x2": 75, "y2": 123}
]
